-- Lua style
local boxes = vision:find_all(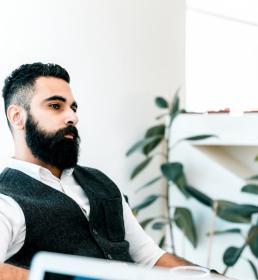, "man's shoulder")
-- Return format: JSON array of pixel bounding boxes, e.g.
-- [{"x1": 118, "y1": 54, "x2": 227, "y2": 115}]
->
[
  {"x1": 0, "y1": 168, "x2": 16, "y2": 184},
  {"x1": 0, "y1": 168, "x2": 24, "y2": 194},
  {"x1": 75, "y1": 165, "x2": 108, "y2": 177},
  {"x1": 74, "y1": 165, "x2": 117, "y2": 187}
]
